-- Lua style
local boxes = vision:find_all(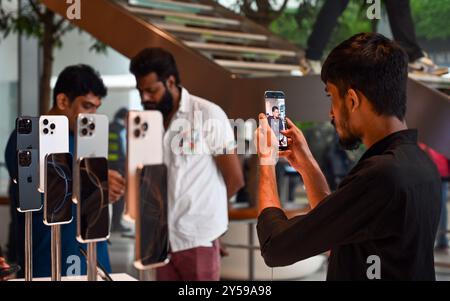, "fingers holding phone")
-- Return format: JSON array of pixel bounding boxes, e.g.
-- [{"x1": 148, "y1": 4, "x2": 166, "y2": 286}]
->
[
  {"x1": 255, "y1": 114, "x2": 278, "y2": 166},
  {"x1": 108, "y1": 169, "x2": 125, "y2": 203},
  {"x1": 0, "y1": 257, "x2": 20, "y2": 281},
  {"x1": 279, "y1": 117, "x2": 314, "y2": 172}
]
